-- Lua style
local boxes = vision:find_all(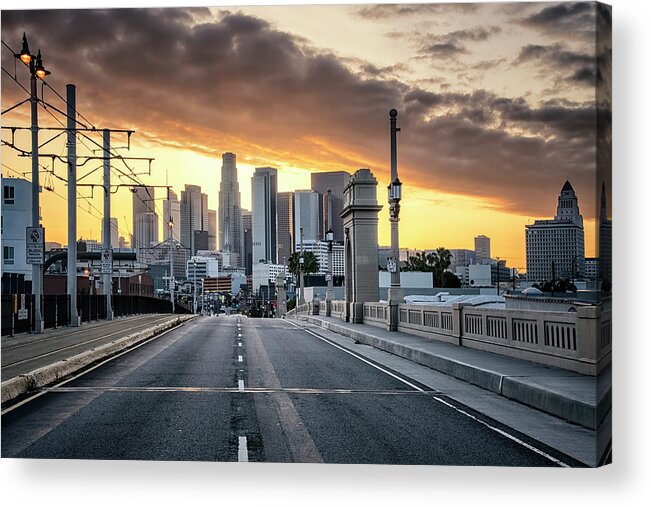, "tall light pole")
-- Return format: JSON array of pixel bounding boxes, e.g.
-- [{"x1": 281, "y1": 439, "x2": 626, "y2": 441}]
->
[
  {"x1": 66, "y1": 84, "x2": 80, "y2": 327},
  {"x1": 102, "y1": 129, "x2": 113, "y2": 320},
  {"x1": 168, "y1": 217, "x2": 175, "y2": 314},
  {"x1": 325, "y1": 189, "x2": 334, "y2": 317},
  {"x1": 387, "y1": 108, "x2": 403, "y2": 331},
  {"x1": 16, "y1": 33, "x2": 50, "y2": 333},
  {"x1": 299, "y1": 227, "x2": 305, "y2": 306}
]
